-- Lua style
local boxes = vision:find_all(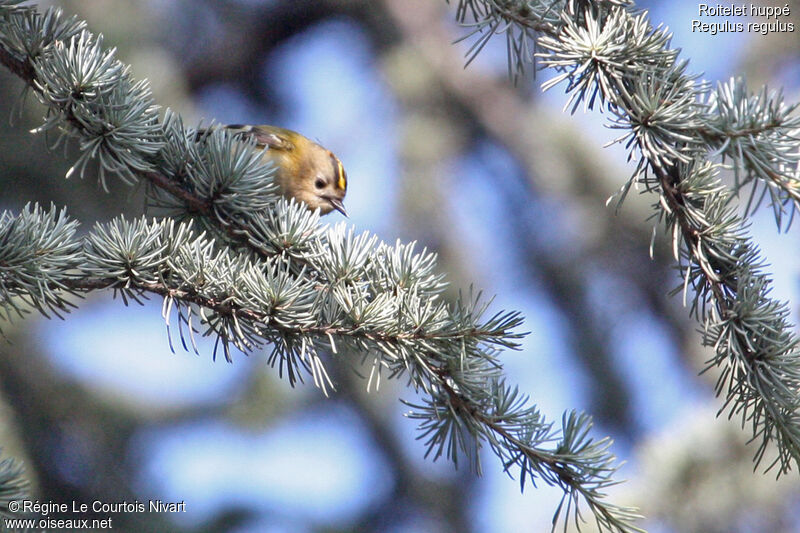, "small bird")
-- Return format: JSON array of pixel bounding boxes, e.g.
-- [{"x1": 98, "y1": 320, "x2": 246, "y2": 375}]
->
[{"x1": 218, "y1": 124, "x2": 348, "y2": 216}]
